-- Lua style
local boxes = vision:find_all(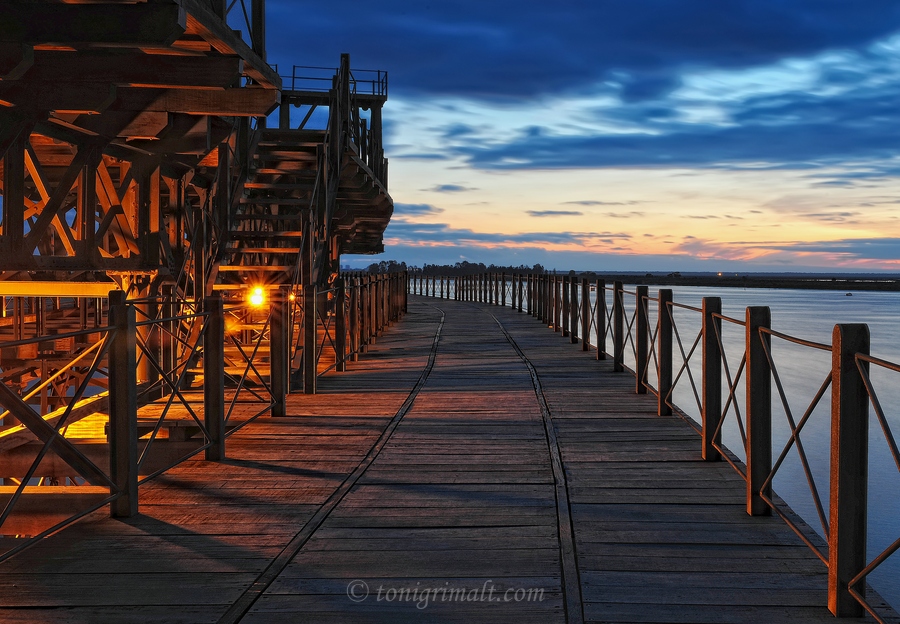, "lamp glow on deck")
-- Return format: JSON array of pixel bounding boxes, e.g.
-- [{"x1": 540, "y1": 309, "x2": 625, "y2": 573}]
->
[{"x1": 248, "y1": 287, "x2": 266, "y2": 307}]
